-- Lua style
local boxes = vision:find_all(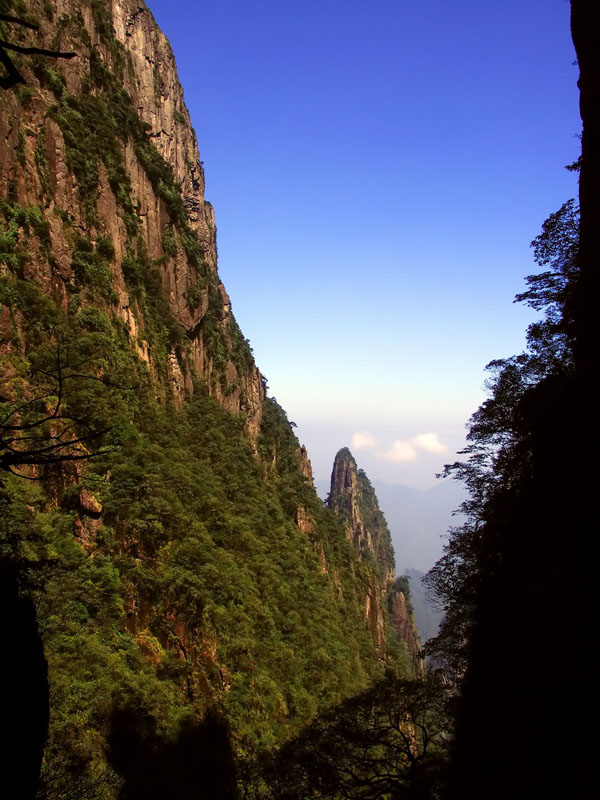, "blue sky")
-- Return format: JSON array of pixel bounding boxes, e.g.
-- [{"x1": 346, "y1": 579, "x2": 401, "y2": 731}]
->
[{"x1": 147, "y1": 0, "x2": 579, "y2": 489}]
